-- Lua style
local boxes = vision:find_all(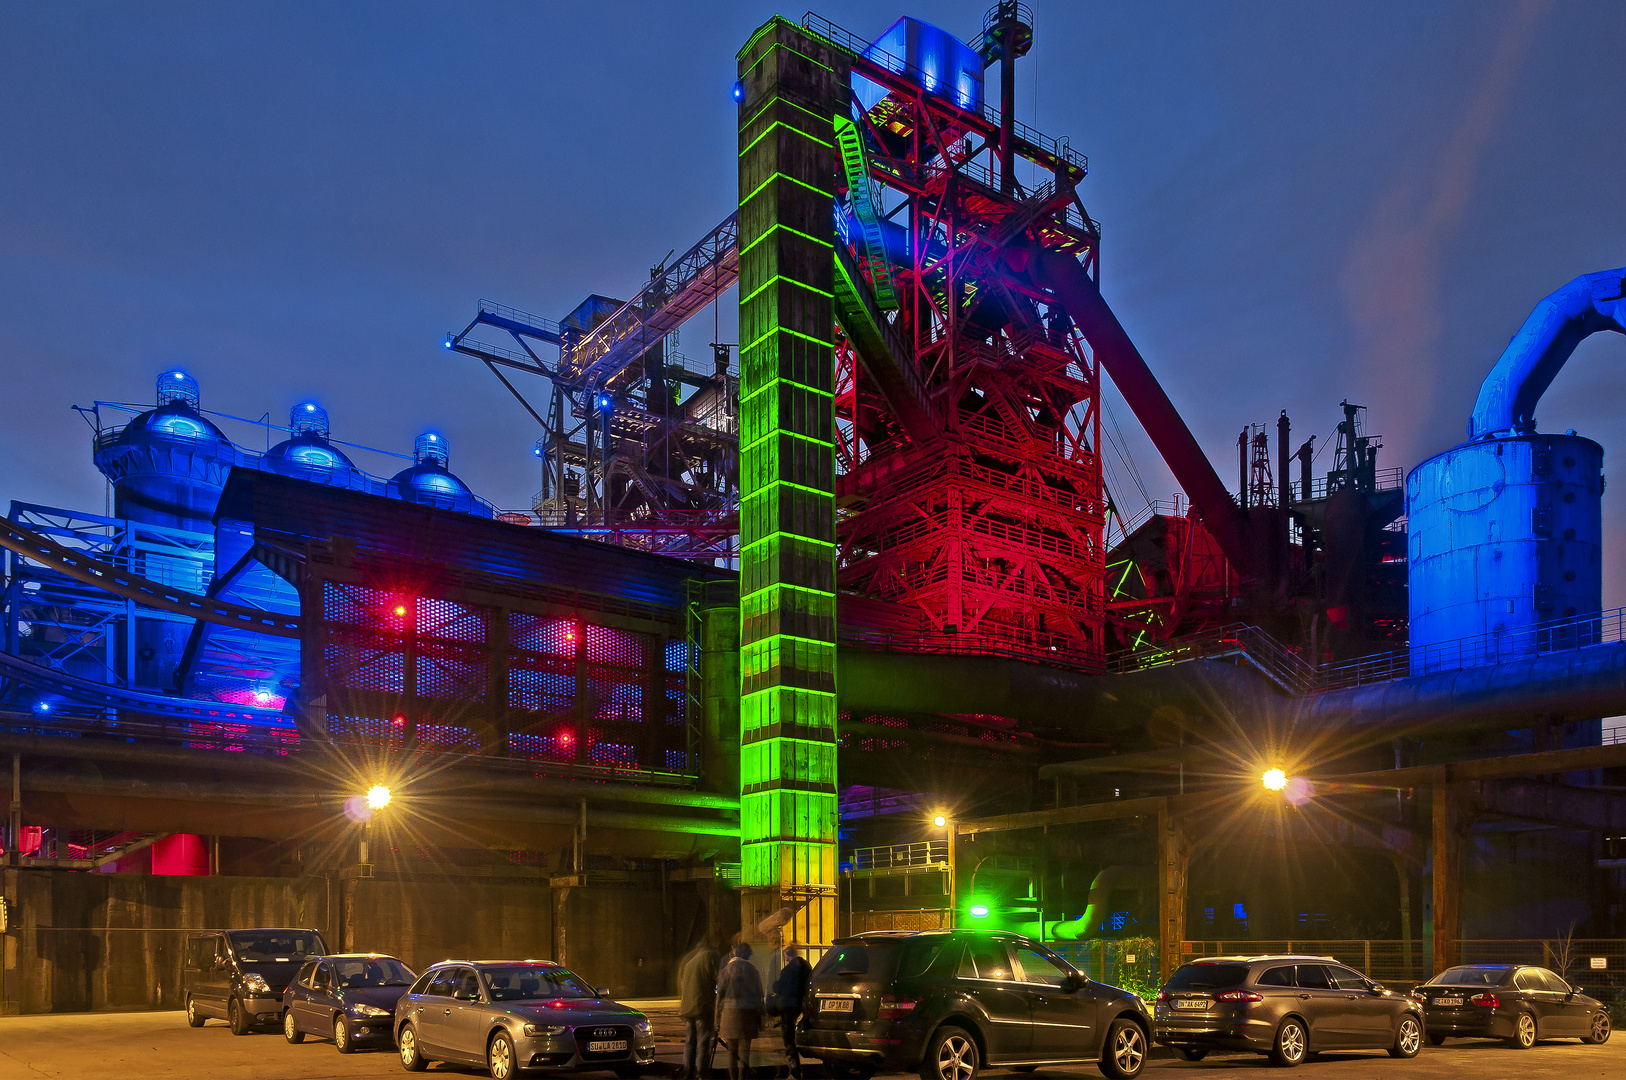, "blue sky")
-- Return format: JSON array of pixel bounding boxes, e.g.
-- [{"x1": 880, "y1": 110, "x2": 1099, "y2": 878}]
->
[{"x1": 3, "y1": 1, "x2": 1624, "y2": 596}]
